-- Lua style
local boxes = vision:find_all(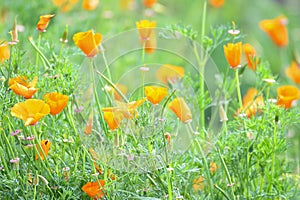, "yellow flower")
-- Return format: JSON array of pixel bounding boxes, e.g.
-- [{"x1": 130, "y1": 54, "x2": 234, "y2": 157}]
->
[
  {"x1": 243, "y1": 43, "x2": 259, "y2": 70},
  {"x1": 0, "y1": 41, "x2": 10, "y2": 62},
  {"x1": 11, "y1": 99, "x2": 50, "y2": 126},
  {"x1": 73, "y1": 30, "x2": 102, "y2": 57},
  {"x1": 43, "y1": 92, "x2": 69, "y2": 115},
  {"x1": 285, "y1": 61, "x2": 300, "y2": 84},
  {"x1": 168, "y1": 97, "x2": 192, "y2": 123},
  {"x1": 82, "y1": 0, "x2": 99, "y2": 10},
  {"x1": 35, "y1": 140, "x2": 52, "y2": 160},
  {"x1": 9, "y1": 76, "x2": 38, "y2": 99},
  {"x1": 82, "y1": 180, "x2": 105, "y2": 199},
  {"x1": 136, "y1": 20, "x2": 156, "y2": 54},
  {"x1": 224, "y1": 42, "x2": 242, "y2": 68},
  {"x1": 277, "y1": 85, "x2": 300, "y2": 109},
  {"x1": 156, "y1": 64, "x2": 184, "y2": 85},
  {"x1": 36, "y1": 14, "x2": 55, "y2": 32},
  {"x1": 144, "y1": 86, "x2": 168, "y2": 105}
]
